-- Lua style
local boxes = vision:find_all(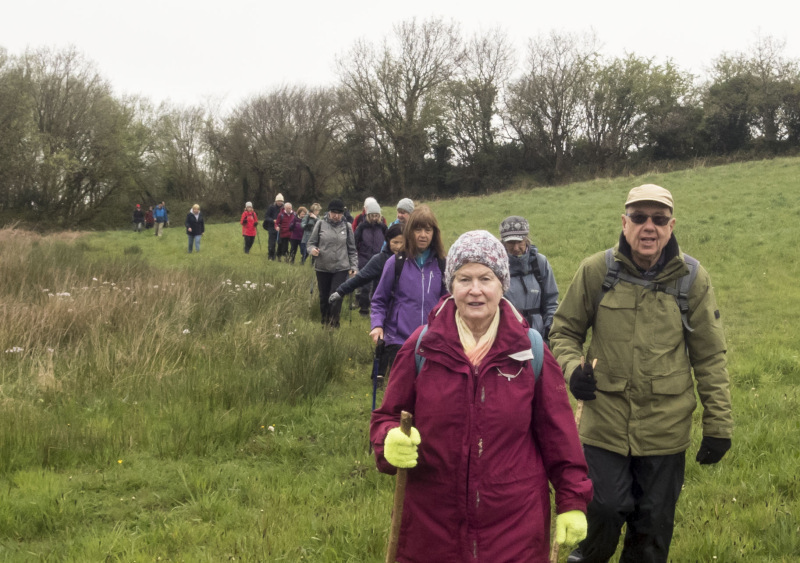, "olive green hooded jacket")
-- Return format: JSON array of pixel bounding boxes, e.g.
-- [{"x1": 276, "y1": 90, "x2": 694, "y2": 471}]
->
[{"x1": 549, "y1": 235, "x2": 732, "y2": 456}]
